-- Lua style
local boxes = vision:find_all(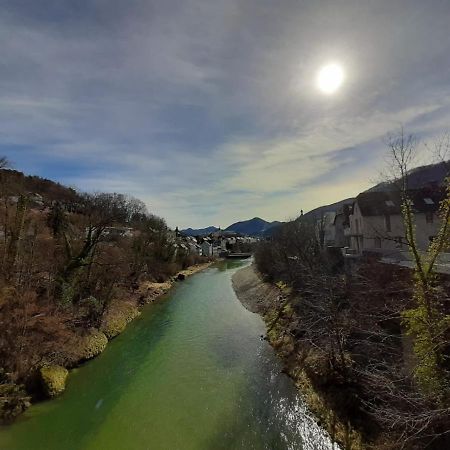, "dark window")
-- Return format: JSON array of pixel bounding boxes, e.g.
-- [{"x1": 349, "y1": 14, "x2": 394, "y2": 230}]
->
[
  {"x1": 395, "y1": 236, "x2": 403, "y2": 248},
  {"x1": 374, "y1": 237, "x2": 382, "y2": 248},
  {"x1": 426, "y1": 211, "x2": 433, "y2": 224},
  {"x1": 384, "y1": 214, "x2": 391, "y2": 232}
]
